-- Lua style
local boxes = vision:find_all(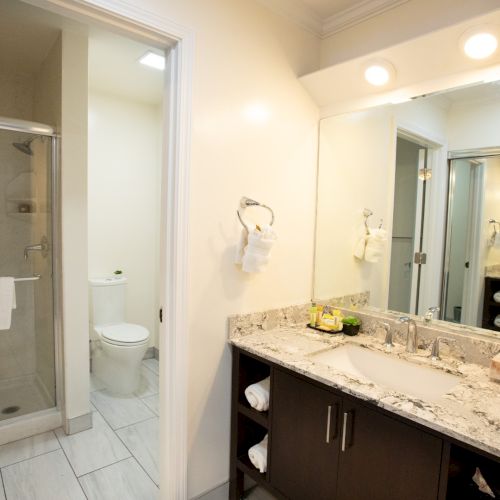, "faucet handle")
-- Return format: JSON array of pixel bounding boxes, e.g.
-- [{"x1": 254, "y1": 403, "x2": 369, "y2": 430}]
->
[
  {"x1": 430, "y1": 336, "x2": 456, "y2": 360},
  {"x1": 378, "y1": 322, "x2": 393, "y2": 348},
  {"x1": 424, "y1": 306, "x2": 440, "y2": 323}
]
